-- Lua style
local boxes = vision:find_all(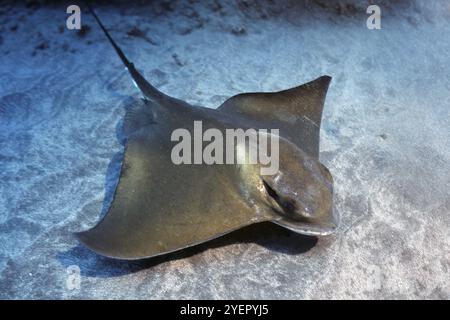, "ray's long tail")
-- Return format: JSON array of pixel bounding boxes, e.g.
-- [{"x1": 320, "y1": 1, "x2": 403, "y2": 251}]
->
[{"x1": 86, "y1": 3, "x2": 169, "y2": 103}]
